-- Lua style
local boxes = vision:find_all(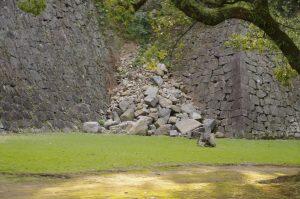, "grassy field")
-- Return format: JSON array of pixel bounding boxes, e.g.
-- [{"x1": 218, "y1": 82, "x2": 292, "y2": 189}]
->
[{"x1": 0, "y1": 133, "x2": 299, "y2": 174}]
